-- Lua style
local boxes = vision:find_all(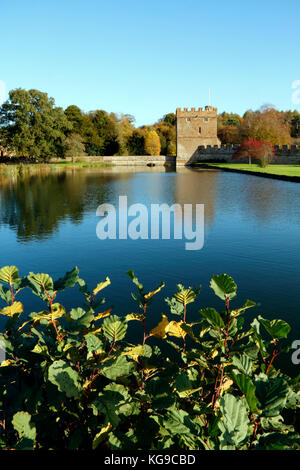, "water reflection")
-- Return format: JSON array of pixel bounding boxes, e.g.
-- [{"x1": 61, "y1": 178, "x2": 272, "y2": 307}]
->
[
  {"x1": 1, "y1": 166, "x2": 300, "y2": 376},
  {"x1": 1, "y1": 166, "x2": 300, "y2": 240}
]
